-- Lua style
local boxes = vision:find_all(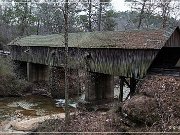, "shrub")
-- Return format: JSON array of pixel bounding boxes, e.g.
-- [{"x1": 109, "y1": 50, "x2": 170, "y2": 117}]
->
[{"x1": 0, "y1": 56, "x2": 31, "y2": 96}]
